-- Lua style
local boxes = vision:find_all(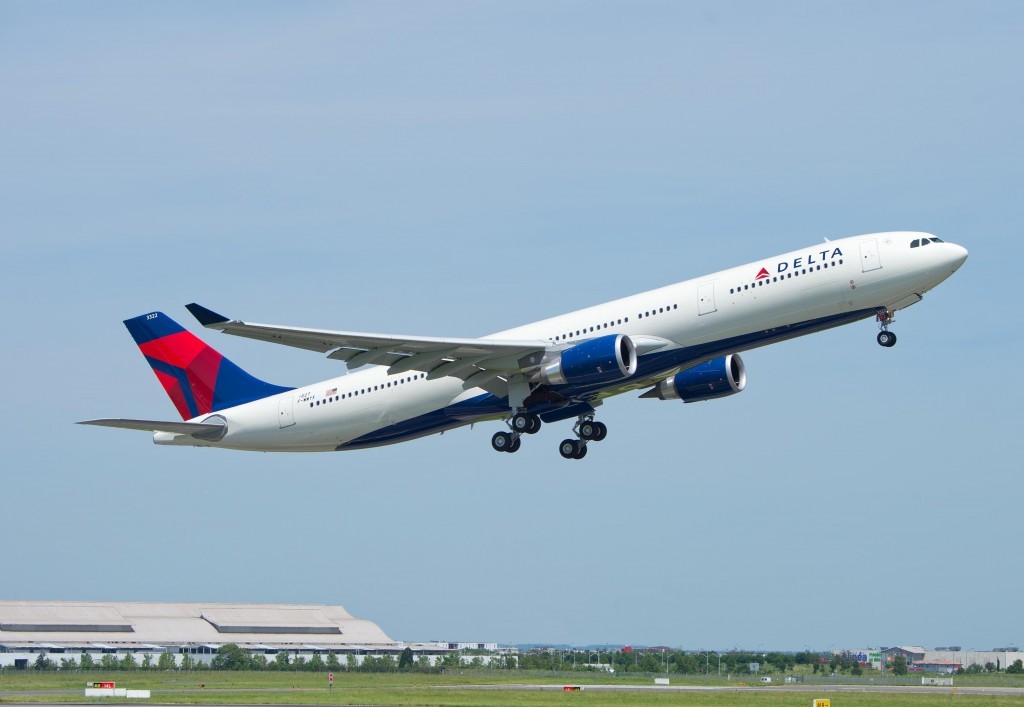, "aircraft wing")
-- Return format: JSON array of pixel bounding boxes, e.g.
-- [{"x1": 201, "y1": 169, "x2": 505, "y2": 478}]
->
[
  {"x1": 186, "y1": 303, "x2": 548, "y2": 395},
  {"x1": 78, "y1": 418, "x2": 226, "y2": 440}
]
